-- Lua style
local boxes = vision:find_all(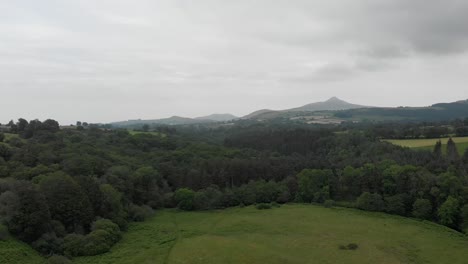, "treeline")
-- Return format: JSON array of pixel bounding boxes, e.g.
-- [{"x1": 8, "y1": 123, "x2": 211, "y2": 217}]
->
[{"x1": 0, "y1": 118, "x2": 468, "y2": 261}]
